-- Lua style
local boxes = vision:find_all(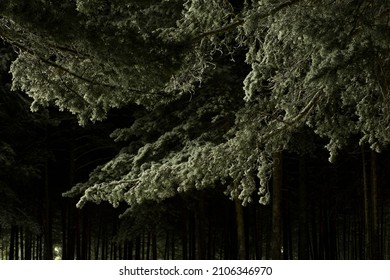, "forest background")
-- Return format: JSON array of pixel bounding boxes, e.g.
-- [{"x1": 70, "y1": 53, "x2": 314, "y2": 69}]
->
[{"x1": 0, "y1": 0, "x2": 389, "y2": 260}]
